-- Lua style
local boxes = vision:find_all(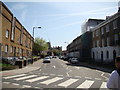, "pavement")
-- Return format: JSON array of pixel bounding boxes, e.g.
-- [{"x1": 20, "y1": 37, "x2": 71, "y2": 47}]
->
[
  {"x1": 0, "y1": 59, "x2": 114, "y2": 77},
  {"x1": 1, "y1": 59, "x2": 43, "y2": 77}
]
